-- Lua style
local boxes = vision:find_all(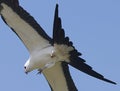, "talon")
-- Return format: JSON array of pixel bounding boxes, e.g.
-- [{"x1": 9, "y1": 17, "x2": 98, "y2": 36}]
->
[
  {"x1": 37, "y1": 62, "x2": 55, "y2": 74},
  {"x1": 37, "y1": 65, "x2": 48, "y2": 74},
  {"x1": 37, "y1": 67, "x2": 46, "y2": 74},
  {"x1": 37, "y1": 69, "x2": 43, "y2": 74}
]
